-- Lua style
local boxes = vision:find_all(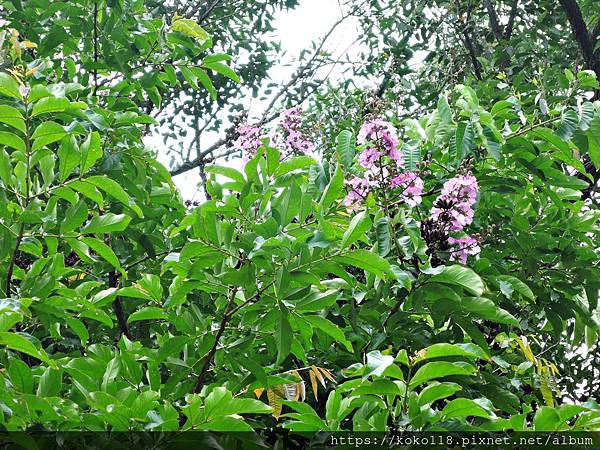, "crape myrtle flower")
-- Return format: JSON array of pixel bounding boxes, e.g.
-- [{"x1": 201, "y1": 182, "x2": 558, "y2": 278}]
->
[
  {"x1": 448, "y1": 235, "x2": 481, "y2": 264},
  {"x1": 279, "y1": 106, "x2": 315, "y2": 156},
  {"x1": 357, "y1": 118, "x2": 402, "y2": 161},
  {"x1": 235, "y1": 124, "x2": 264, "y2": 160},
  {"x1": 430, "y1": 174, "x2": 478, "y2": 231},
  {"x1": 391, "y1": 172, "x2": 424, "y2": 207},
  {"x1": 356, "y1": 118, "x2": 404, "y2": 185},
  {"x1": 343, "y1": 176, "x2": 369, "y2": 213}
]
